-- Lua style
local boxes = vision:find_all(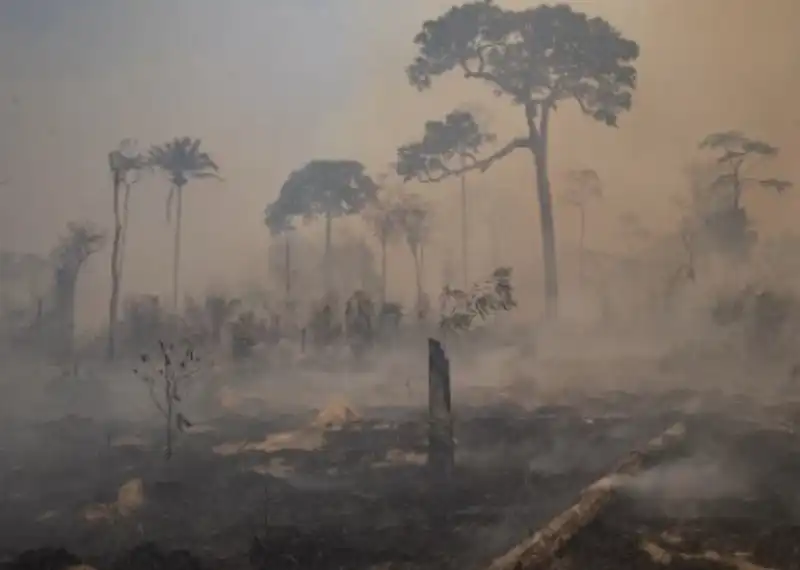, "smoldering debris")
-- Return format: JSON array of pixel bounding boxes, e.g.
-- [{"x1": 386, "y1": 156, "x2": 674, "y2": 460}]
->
[{"x1": 615, "y1": 454, "x2": 752, "y2": 515}]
